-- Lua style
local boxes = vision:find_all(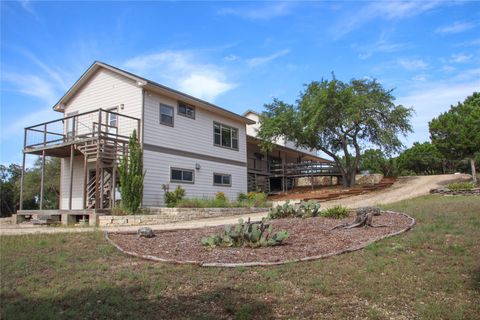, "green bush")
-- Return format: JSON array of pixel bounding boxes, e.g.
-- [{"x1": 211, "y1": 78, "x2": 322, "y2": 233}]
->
[
  {"x1": 268, "y1": 200, "x2": 322, "y2": 219},
  {"x1": 298, "y1": 200, "x2": 321, "y2": 218},
  {"x1": 177, "y1": 197, "x2": 228, "y2": 208},
  {"x1": 267, "y1": 201, "x2": 298, "y2": 219},
  {"x1": 201, "y1": 218, "x2": 289, "y2": 248},
  {"x1": 237, "y1": 192, "x2": 248, "y2": 202},
  {"x1": 320, "y1": 205, "x2": 349, "y2": 219},
  {"x1": 162, "y1": 185, "x2": 186, "y2": 207},
  {"x1": 447, "y1": 182, "x2": 476, "y2": 190}
]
